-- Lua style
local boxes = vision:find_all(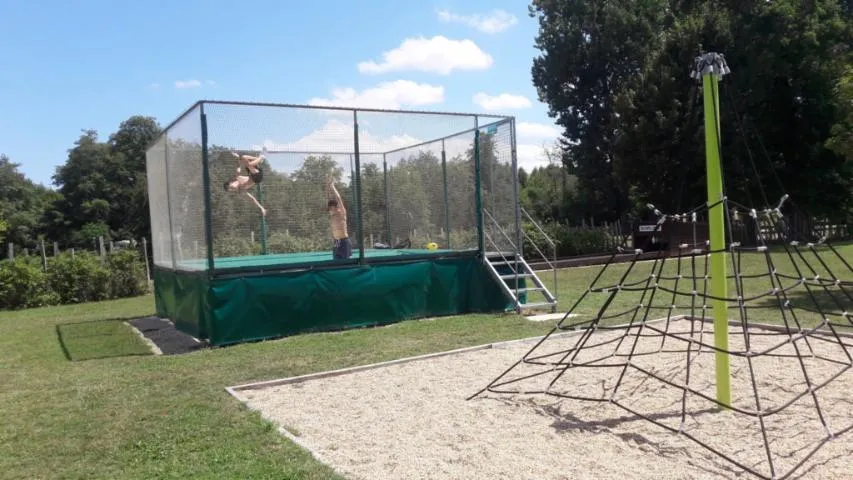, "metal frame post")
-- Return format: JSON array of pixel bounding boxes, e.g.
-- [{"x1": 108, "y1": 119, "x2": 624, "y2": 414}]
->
[
  {"x1": 383, "y1": 153, "x2": 391, "y2": 244},
  {"x1": 473, "y1": 118, "x2": 485, "y2": 255},
  {"x1": 163, "y1": 131, "x2": 178, "y2": 270},
  {"x1": 353, "y1": 110, "x2": 366, "y2": 263},
  {"x1": 441, "y1": 140, "x2": 451, "y2": 249},
  {"x1": 257, "y1": 181, "x2": 268, "y2": 255},
  {"x1": 510, "y1": 118, "x2": 522, "y2": 258},
  {"x1": 200, "y1": 104, "x2": 216, "y2": 274}
]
